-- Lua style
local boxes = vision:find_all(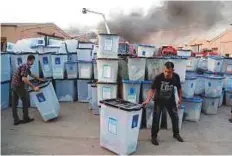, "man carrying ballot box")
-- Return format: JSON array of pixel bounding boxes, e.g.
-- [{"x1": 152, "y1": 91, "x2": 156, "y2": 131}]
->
[{"x1": 11, "y1": 55, "x2": 44, "y2": 125}]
